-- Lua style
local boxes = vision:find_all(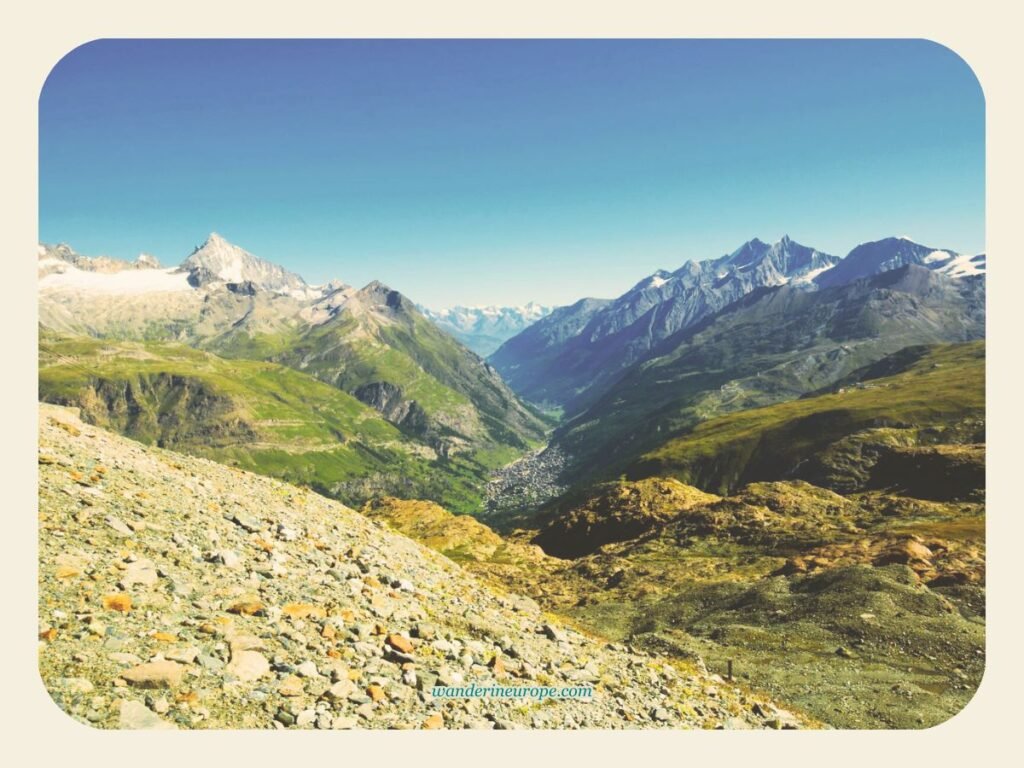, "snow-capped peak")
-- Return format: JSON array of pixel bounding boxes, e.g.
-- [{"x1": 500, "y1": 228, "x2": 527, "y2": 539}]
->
[
  {"x1": 814, "y1": 237, "x2": 986, "y2": 288},
  {"x1": 180, "y1": 233, "x2": 308, "y2": 293}
]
